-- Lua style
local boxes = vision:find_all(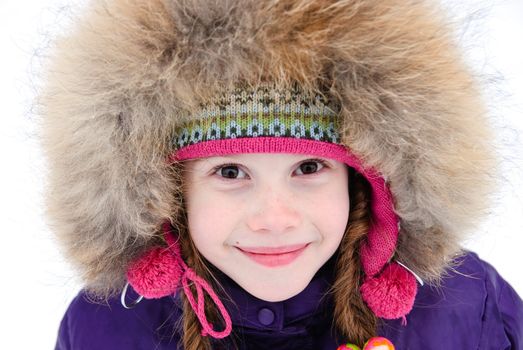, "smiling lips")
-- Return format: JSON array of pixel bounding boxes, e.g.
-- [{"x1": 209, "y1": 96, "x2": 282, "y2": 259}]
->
[{"x1": 236, "y1": 243, "x2": 309, "y2": 267}]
